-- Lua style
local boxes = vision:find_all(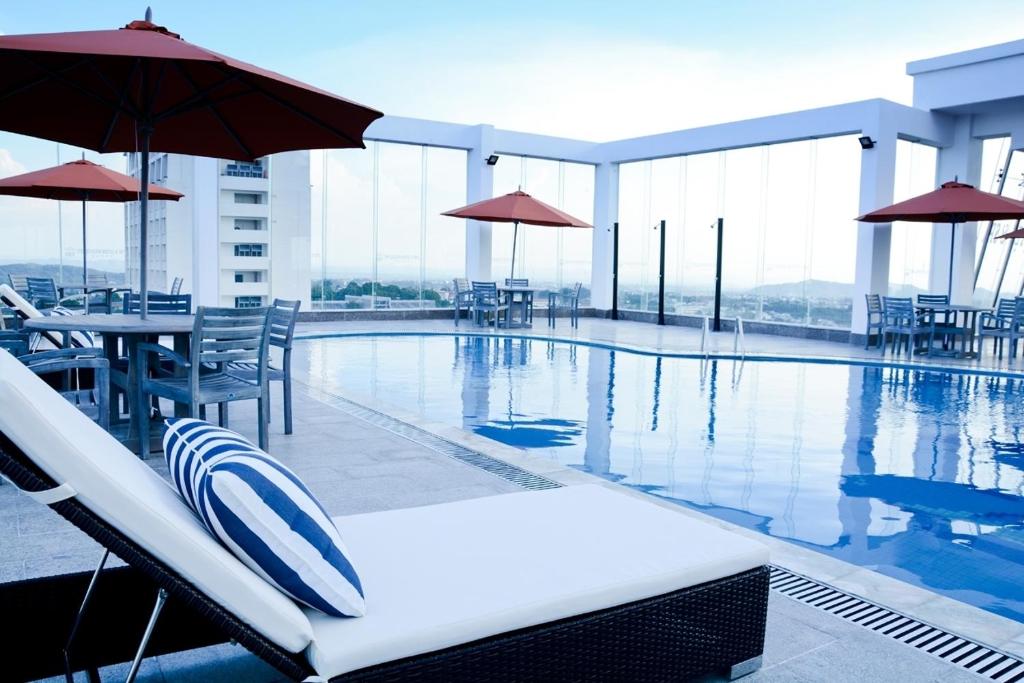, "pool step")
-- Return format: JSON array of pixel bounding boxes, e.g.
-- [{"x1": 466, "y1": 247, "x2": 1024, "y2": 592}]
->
[{"x1": 769, "y1": 566, "x2": 1024, "y2": 681}]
